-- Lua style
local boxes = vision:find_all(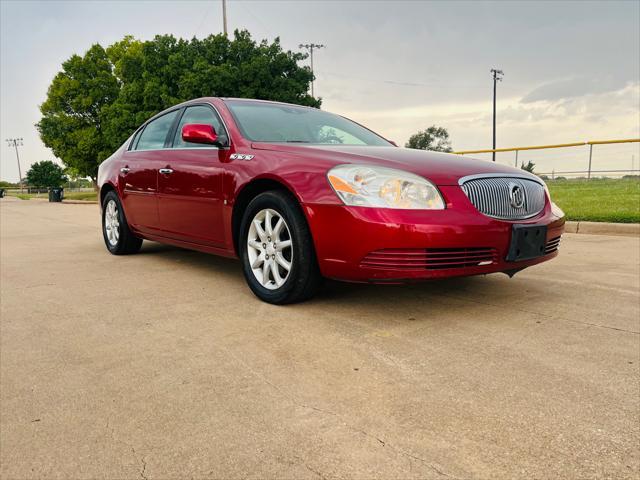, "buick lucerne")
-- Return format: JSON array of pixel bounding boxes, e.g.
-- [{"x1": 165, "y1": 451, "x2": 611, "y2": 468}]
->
[{"x1": 98, "y1": 98, "x2": 565, "y2": 304}]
